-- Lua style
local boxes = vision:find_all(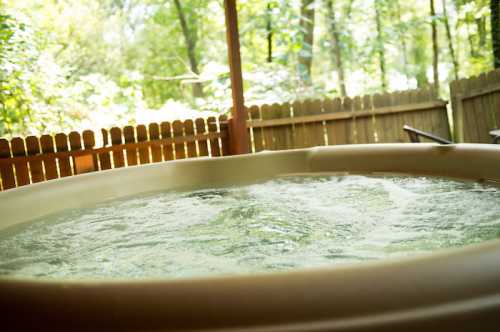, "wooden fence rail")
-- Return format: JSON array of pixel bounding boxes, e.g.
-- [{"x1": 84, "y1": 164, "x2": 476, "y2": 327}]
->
[{"x1": 0, "y1": 116, "x2": 229, "y2": 191}]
